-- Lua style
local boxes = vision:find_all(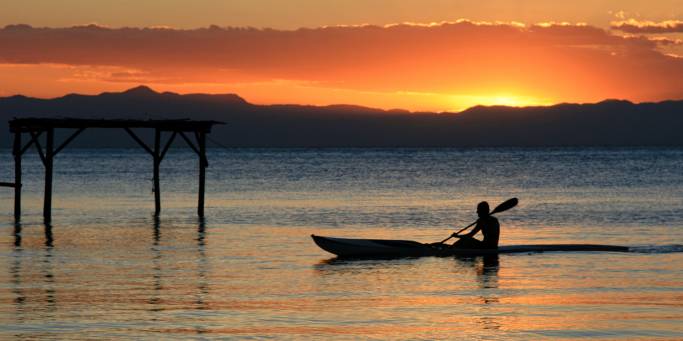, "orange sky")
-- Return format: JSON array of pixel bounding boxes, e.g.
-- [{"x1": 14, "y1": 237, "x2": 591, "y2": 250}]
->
[{"x1": 1, "y1": 1, "x2": 683, "y2": 111}]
